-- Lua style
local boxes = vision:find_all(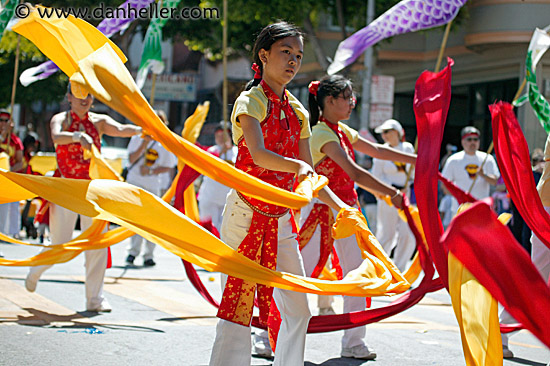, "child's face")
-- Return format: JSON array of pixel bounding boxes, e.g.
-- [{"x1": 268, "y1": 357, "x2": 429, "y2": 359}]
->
[
  {"x1": 328, "y1": 86, "x2": 355, "y2": 121},
  {"x1": 260, "y1": 36, "x2": 303, "y2": 87}
]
